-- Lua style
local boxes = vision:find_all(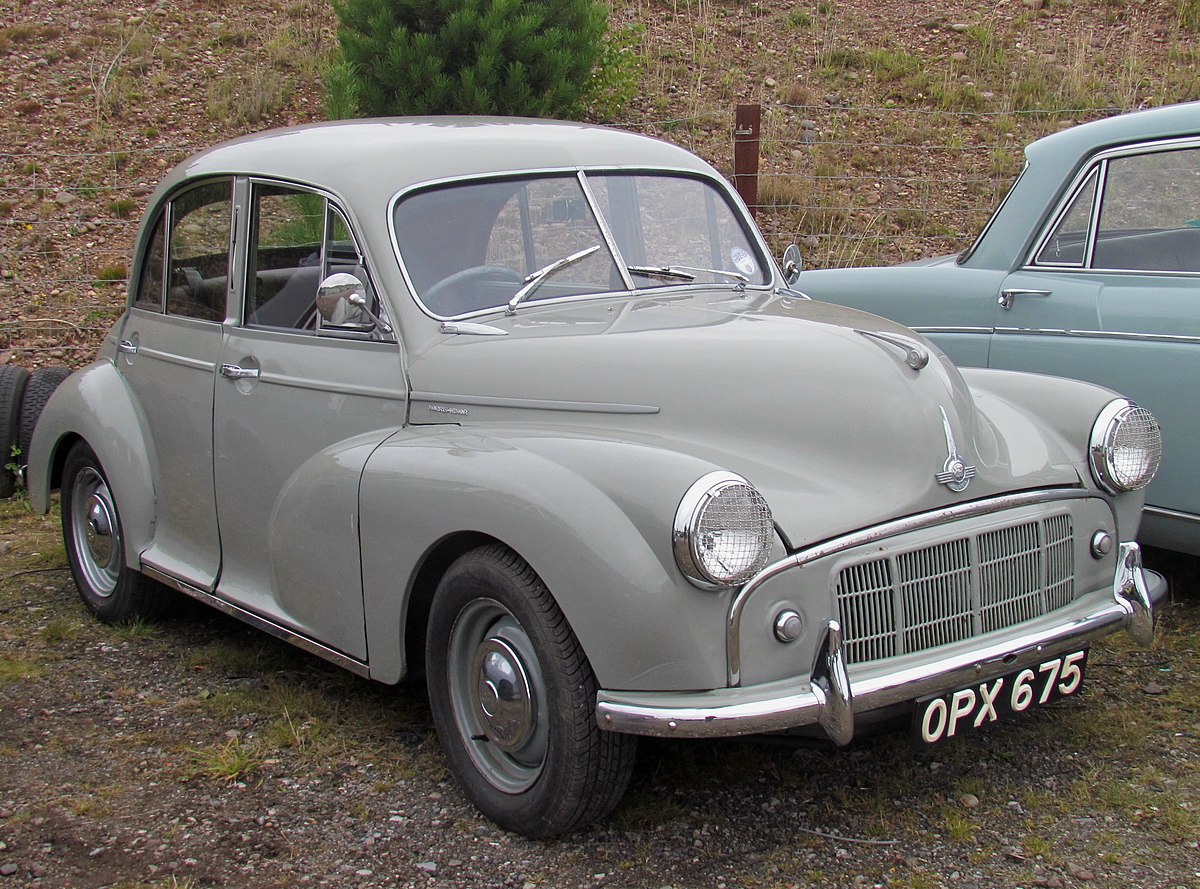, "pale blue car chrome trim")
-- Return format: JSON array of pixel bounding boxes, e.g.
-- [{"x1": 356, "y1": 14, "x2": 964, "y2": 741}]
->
[
  {"x1": 595, "y1": 543, "x2": 1163, "y2": 742},
  {"x1": 993, "y1": 328, "x2": 1200, "y2": 345}
]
